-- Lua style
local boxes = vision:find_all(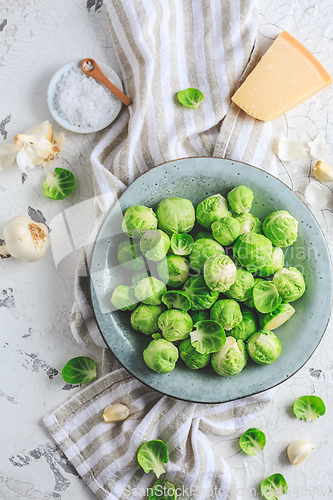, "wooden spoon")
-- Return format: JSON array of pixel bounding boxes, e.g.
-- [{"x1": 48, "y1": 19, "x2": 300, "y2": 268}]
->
[{"x1": 81, "y1": 58, "x2": 132, "y2": 106}]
